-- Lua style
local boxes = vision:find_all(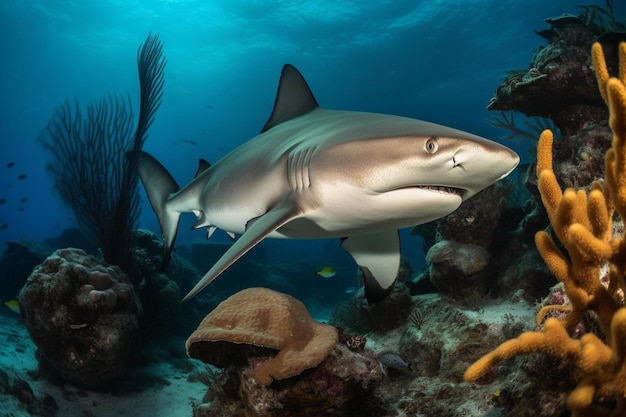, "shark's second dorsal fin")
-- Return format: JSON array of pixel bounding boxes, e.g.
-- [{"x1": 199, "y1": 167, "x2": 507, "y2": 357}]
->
[
  {"x1": 260, "y1": 64, "x2": 319, "y2": 133},
  {"x1": 194, "y1": 159, "x2": 211, "y2": 178}
]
